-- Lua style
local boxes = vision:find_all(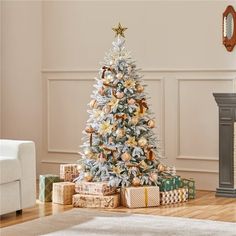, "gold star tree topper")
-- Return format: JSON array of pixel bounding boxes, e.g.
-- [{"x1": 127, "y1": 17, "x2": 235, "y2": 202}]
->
[{"x1": 112, "y1": 23, "x2": 128, "y2": 37}]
